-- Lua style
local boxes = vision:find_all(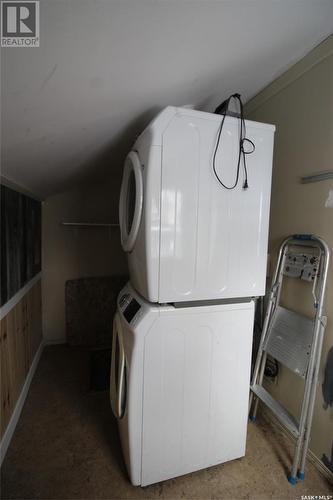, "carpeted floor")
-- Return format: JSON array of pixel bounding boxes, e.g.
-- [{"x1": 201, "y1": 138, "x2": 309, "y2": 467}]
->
[{"x1": 1, "y1": 345, "x2": 332, "y2": 499}]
